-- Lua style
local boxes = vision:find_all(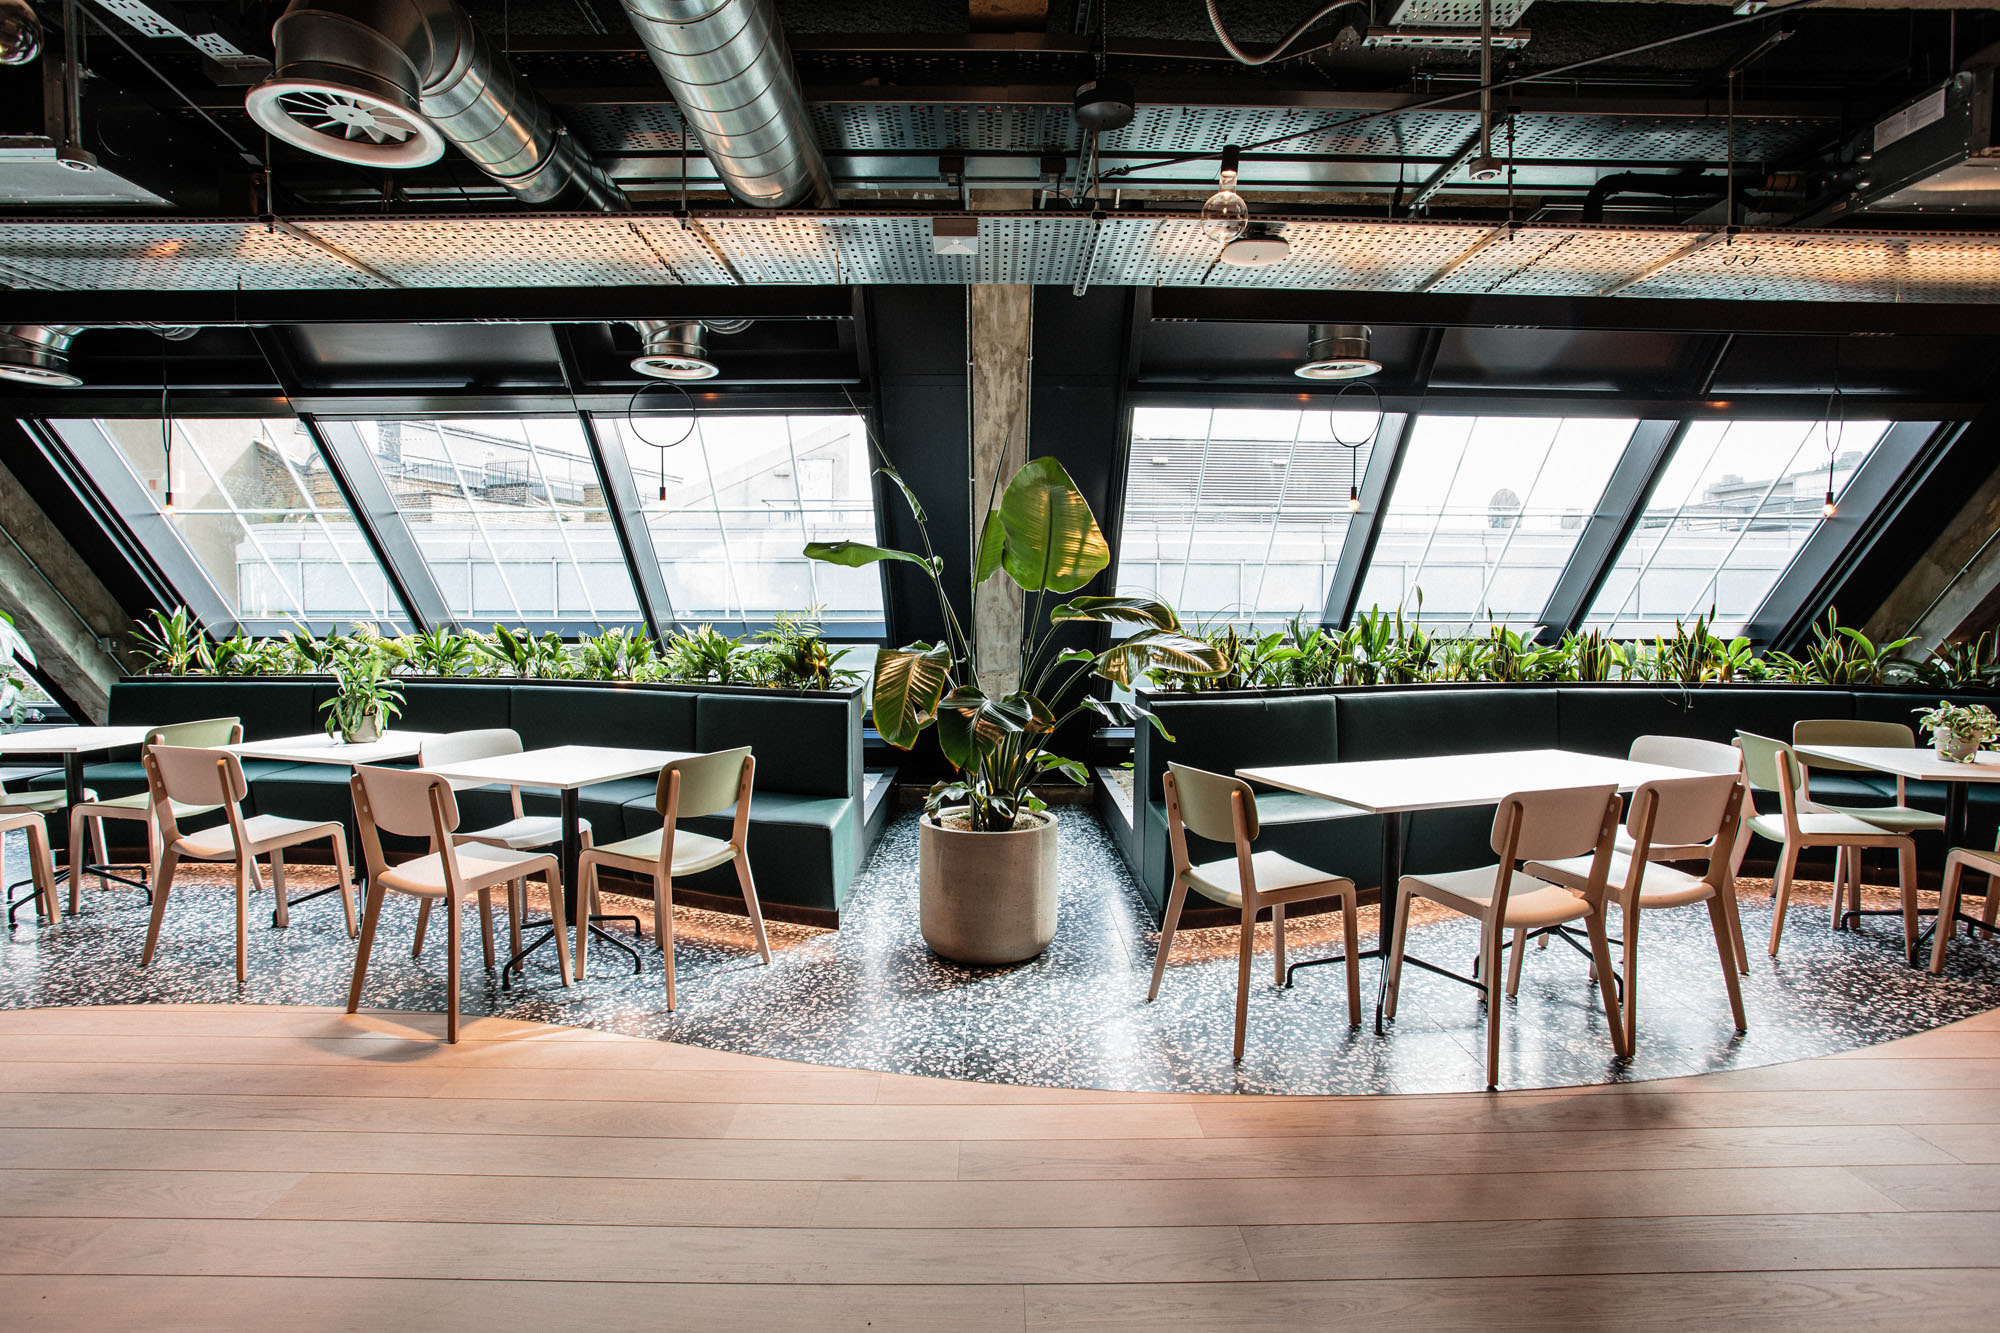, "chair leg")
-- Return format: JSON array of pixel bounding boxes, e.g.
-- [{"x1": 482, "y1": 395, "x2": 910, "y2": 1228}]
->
[
  {"x1": 1481, "y1": 919, "x2": 1506, "y2": 1090},
  {"x1": 545, "y1": 870, "x2": 573, "y2": 988},
  {"x1": 1232, "y1": 904, "x2": 1255, "y2": 1063},
  {"x1": 660, "y1": 875, "x2": 677, "y2": 1012},
  {"x1": 1721, "y1": 872, "x2": 1749, "y2": 975},
  {"x1": 1586, "y1": 908, "x2": 1628, "y2": 1061},
  {"x1": 23, "y1": 823, "x2": 56, "y2": 922},
  {"x1": 575, "y1": 860, "x2": 596, "y2": 980},
  {"x1": 1271, "y1": 902, "x2": 1287, "y2": 986},
  {"x1": 347, "y1": 879, "x2": 387, "y2": 1015},
  {"x1": 1620, "y1": 906, "x2": 1640, "y2": 1057},
  {"x1": 233, "y1": 858, "x2": 251, "y2": 985},
  {"x1": 1934, "y1": 859, "x2": 1965, "y2": 975},
  {"x1": 1981, "y1": 873, "x2": 1999, "y2": 939},
  {"x1": 140, "y1": 849, "x2": 179, "y2": 966},
  {"x1": 734, "y1": 850, "x2": 771, "y2": 964},
  {"x1": 508, "y1": 879, "x2": 525, "y2": 970},
  {"x1": 413, "y1": 898, "x2": 430, "y2": 958},
  {"x1": 1768, "y1": 841, "x2": 1801, "y2": 957},
  {"x1": 477, "y1": 886, "x2": 496, "y2": 971},
  {"x1": 65, "y1": 806, "x2": 85, "y2": 916},
  {"x1": 1384, "y1": 883, "x2": 1414, "y2": 1020},
  {"x1": 90, "y1": 816, "x2": 110, "y2": 892},
  {"x1": 268, "y1": 848, "x2": 288, "y2": 930},
  {"x1": 1146, "y1": 874, "x2": 1191, "y2": 1003},
  {"x1": 1340, "y1": 890, "x2": 1361, "y2": 1028},
  {"x1": 446, "y1": 892, "x2": 461, "y2": 1044},
  {"x1": 1898, "y1": 839, "x2": 1921, "y2": 965},
  {"x1": 1708, "y1": 894, "x2": 1747, "y2": 1028},
  {"x1": 1505, "y1": 926, "x2": 1527, "y2": 999},
  {"x1": 329, "y1": 834, "x2": 358, "y2": 939}
]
